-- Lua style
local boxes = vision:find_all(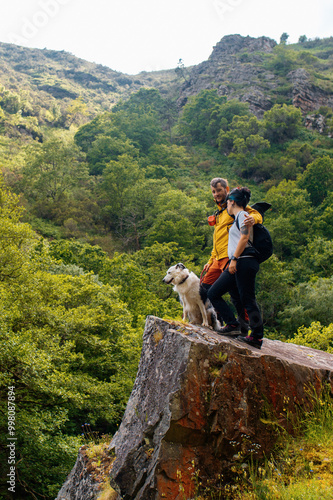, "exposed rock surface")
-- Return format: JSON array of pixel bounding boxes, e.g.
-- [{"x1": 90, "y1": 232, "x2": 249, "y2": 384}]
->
[
  {"x1": 178, "y1": 35, "x2": 277, "y2": 117},
  {"x1": 109, "y1": 316, "x2": 333, "y2": 499},
  {"x1": 288, "y1": 68, "x2": 333, "y2": 114},
  {"x1": 56, "y1": 449, "x2": 101, "y2": 500},
  {"x1": 209, "y1": 34, "x2": 277, "y2": 60},
  {"x1": 178, "y1": 34, "x2": 333, "y2": 118},
  {"x1": 305, "y1": 113, "x2": 327, "y2": 134}
]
